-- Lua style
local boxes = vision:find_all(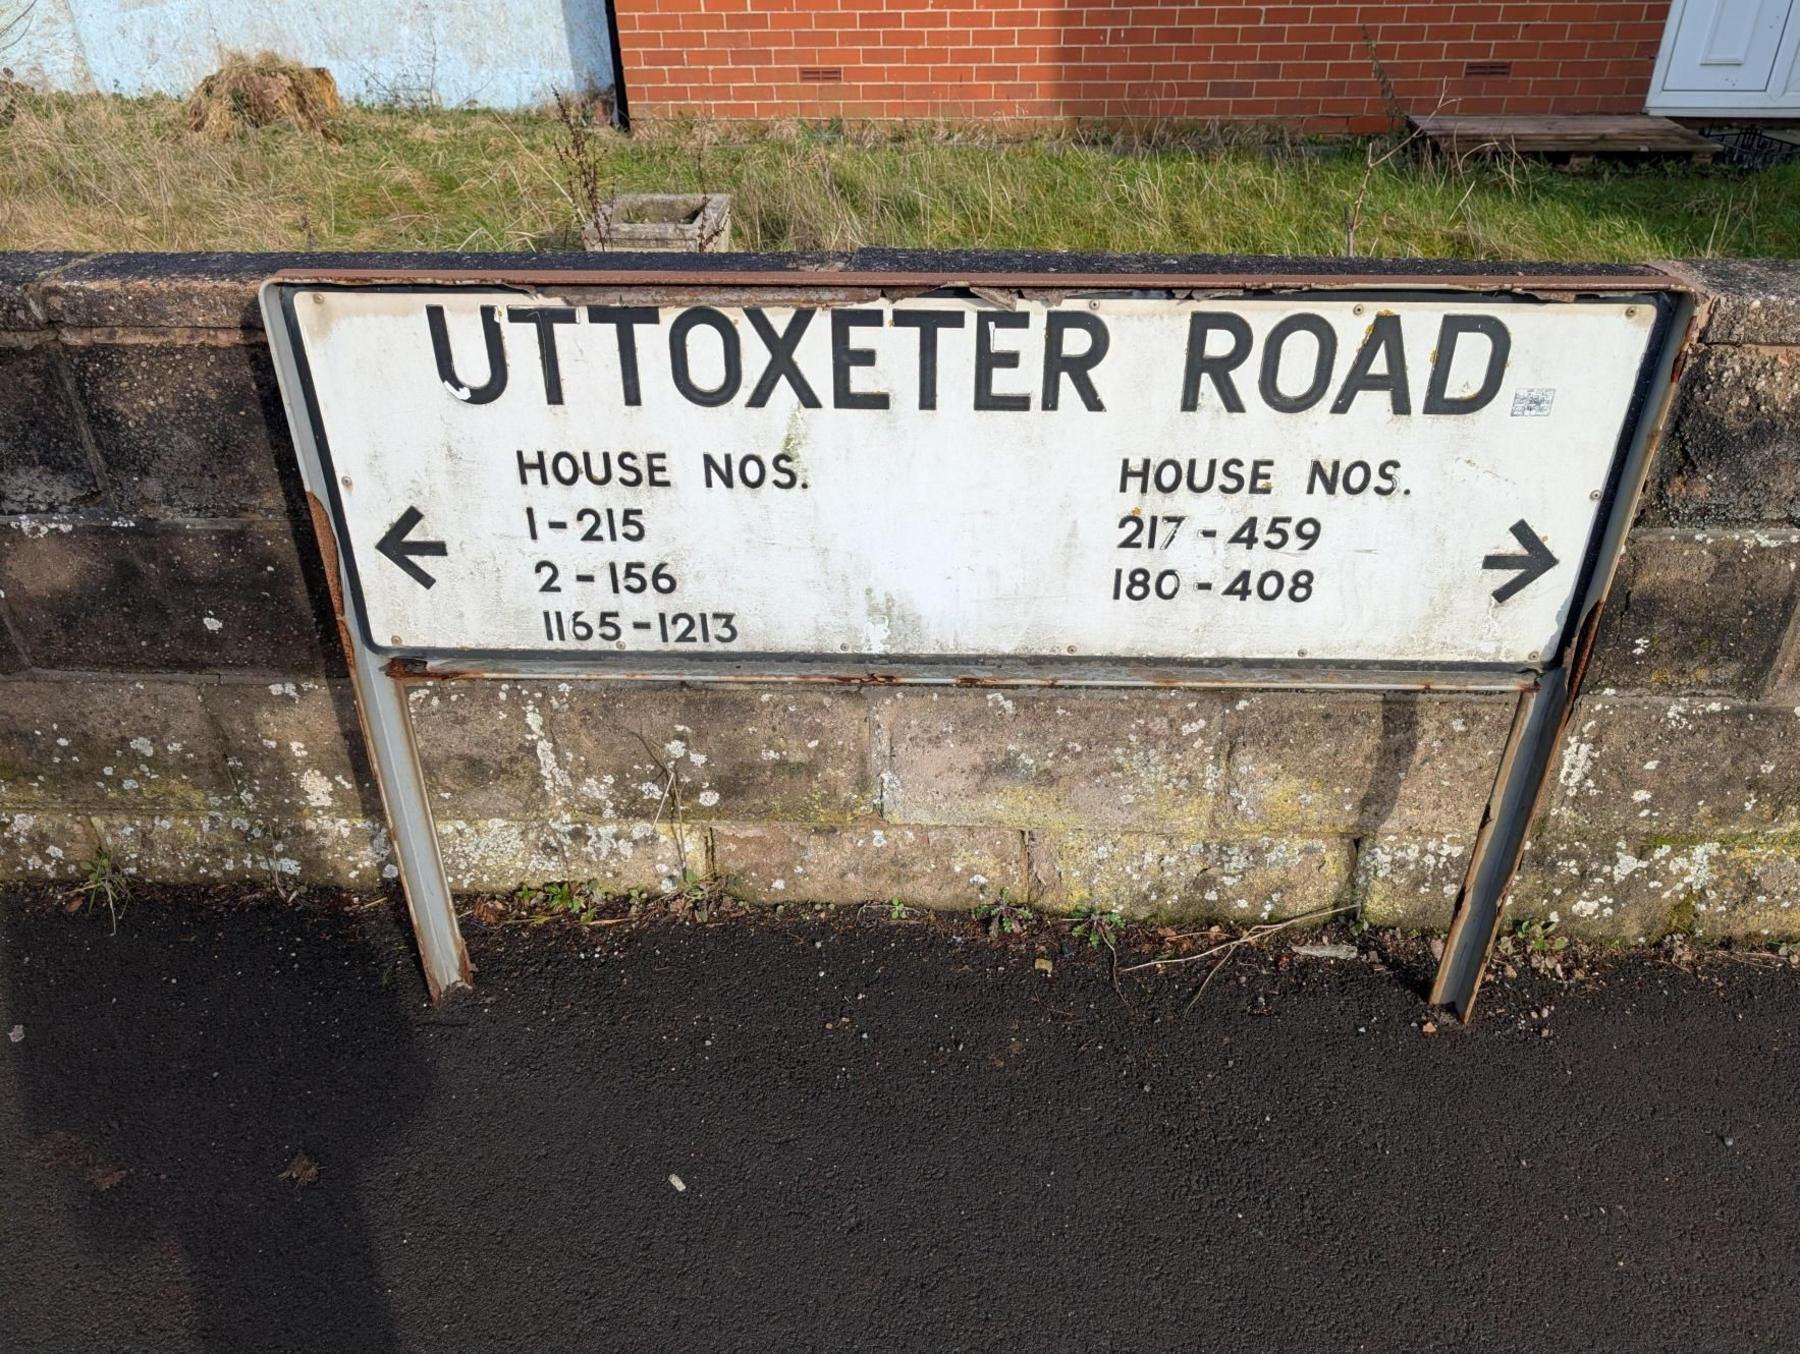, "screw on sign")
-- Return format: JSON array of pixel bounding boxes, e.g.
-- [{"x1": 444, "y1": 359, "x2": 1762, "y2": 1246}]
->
[{"x1": 261, "y1": 264, "x2": 1692, "y2": 1017}]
